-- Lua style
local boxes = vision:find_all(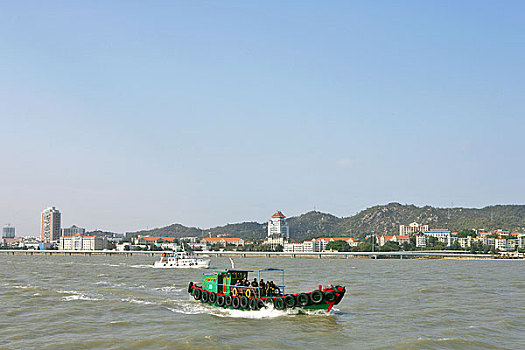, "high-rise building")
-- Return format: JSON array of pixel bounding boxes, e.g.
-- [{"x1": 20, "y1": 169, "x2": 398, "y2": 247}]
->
[
  {"x1": 41, "y1": 207, "x2": 61, "y2": 243},
  {"x1": 2, "y1": 225, "x2": 15, "y2": 238},
  {"x1": 265, "y1": 211, "x2": 290, "y2": 249},
  {"x1": 267, "y1": 211, "x2": 289, "y2": 238},
  {"x1": 61, "y1": 225, "x2": 86, "y2": 236}
]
